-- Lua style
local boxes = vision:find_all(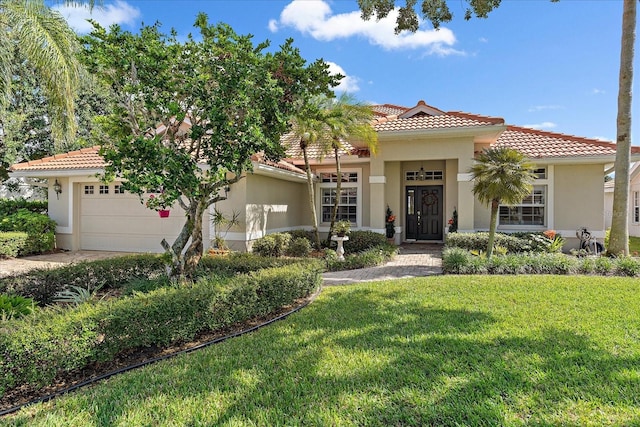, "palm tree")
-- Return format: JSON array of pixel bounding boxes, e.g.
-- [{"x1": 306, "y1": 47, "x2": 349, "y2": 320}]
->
[
  {"x1": 289, "y1": 98, "x2": 326, "y2": 249},
  {"x1": 608, "y1": 0, "x2": 636, "y2": 257},
  {"x1": 469, "y1": 147, "x2": 535, "y2": 258},
  {"x1": 0, "y1": 0, "x2": 88, "y2": 144},
  {"x1": 320, "y1": 94, "x2": 378, "y2": 238}
]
